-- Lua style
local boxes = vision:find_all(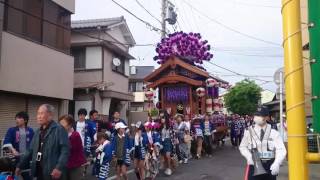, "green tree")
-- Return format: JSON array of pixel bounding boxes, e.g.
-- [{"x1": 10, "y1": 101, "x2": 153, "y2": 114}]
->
[{"x1": 224, "y1": 79, "x2": 262, "y2": 115}]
